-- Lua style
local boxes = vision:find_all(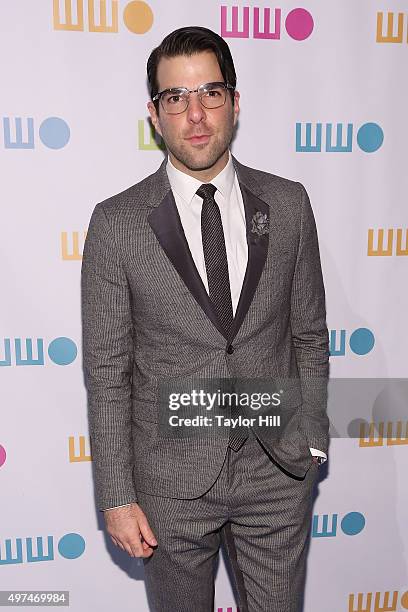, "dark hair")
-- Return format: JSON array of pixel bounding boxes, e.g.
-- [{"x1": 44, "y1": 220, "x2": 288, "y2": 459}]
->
[{"x1": 147, "y1": 26, "x2": 236, "y2": 111}]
